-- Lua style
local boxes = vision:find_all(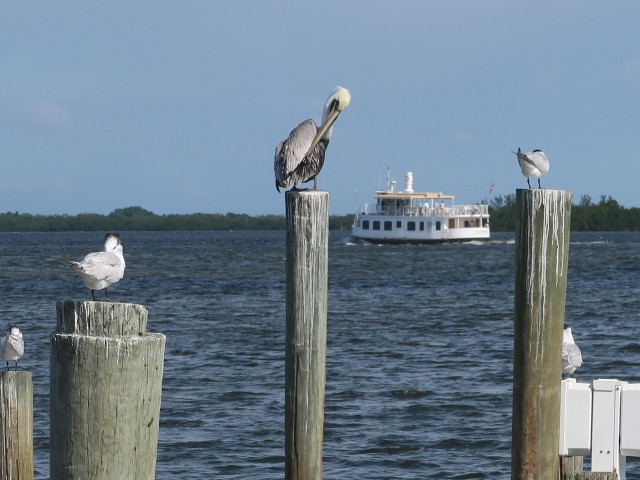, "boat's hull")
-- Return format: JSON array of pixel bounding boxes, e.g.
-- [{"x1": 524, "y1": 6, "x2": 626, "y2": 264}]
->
[
  {"x1": 351, "y1": 231, "x2": 490, "y2": 244},
  {"x1": 351, "y1": 215, "x2": 490, "y2": 244}
]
